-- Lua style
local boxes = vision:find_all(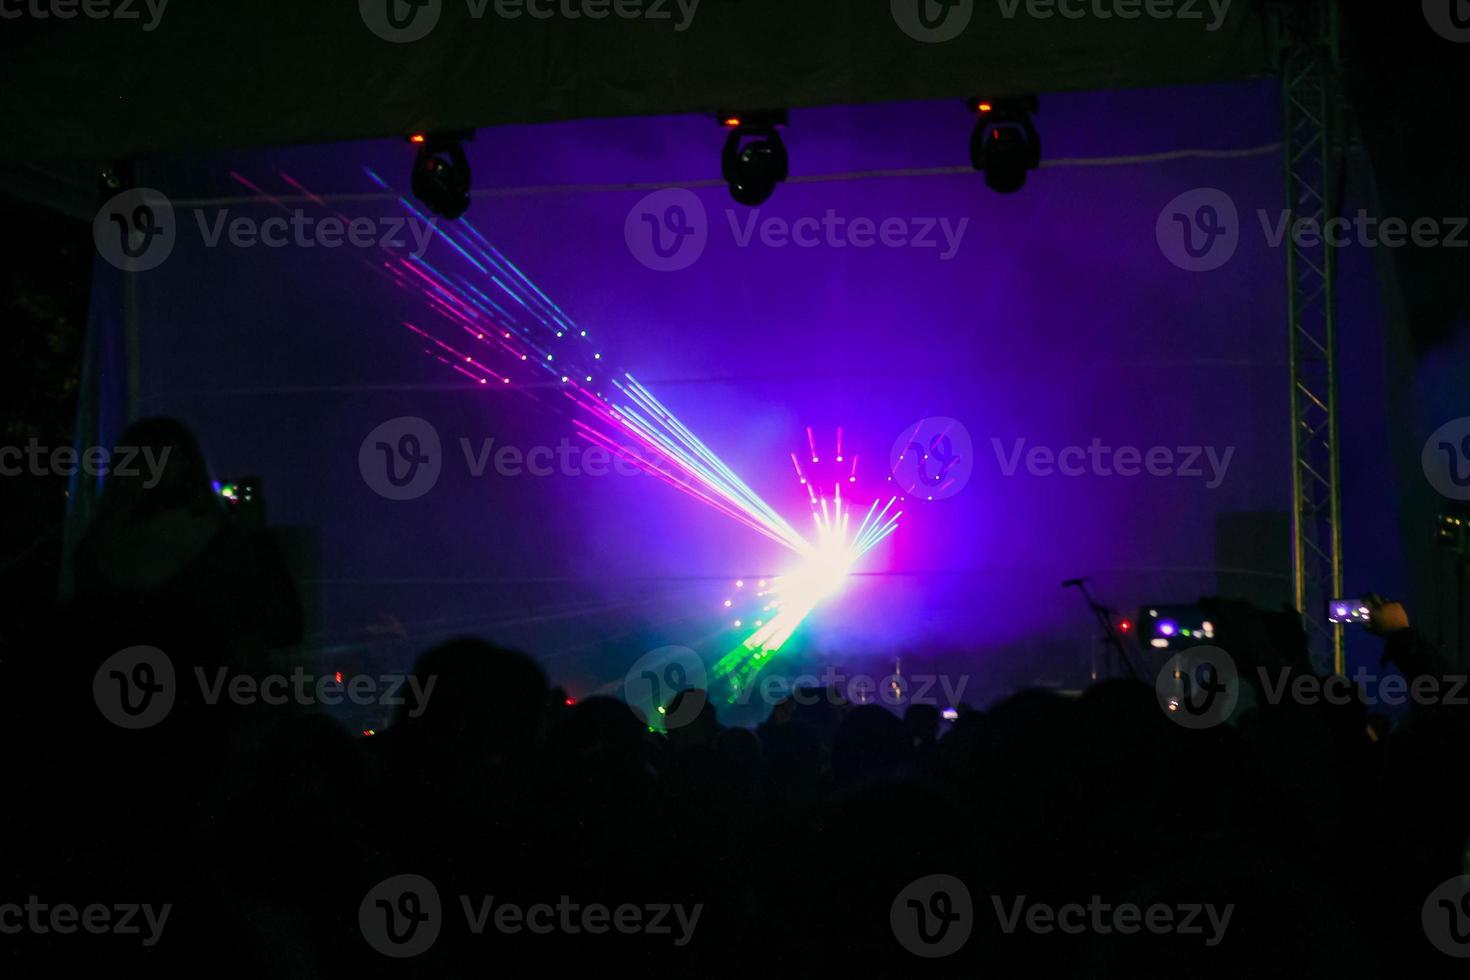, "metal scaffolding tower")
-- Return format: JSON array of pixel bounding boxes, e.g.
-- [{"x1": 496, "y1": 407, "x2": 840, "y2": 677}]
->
[{"x1": 1274, "y1": 0, "x2": 1346, "y2": 674}]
